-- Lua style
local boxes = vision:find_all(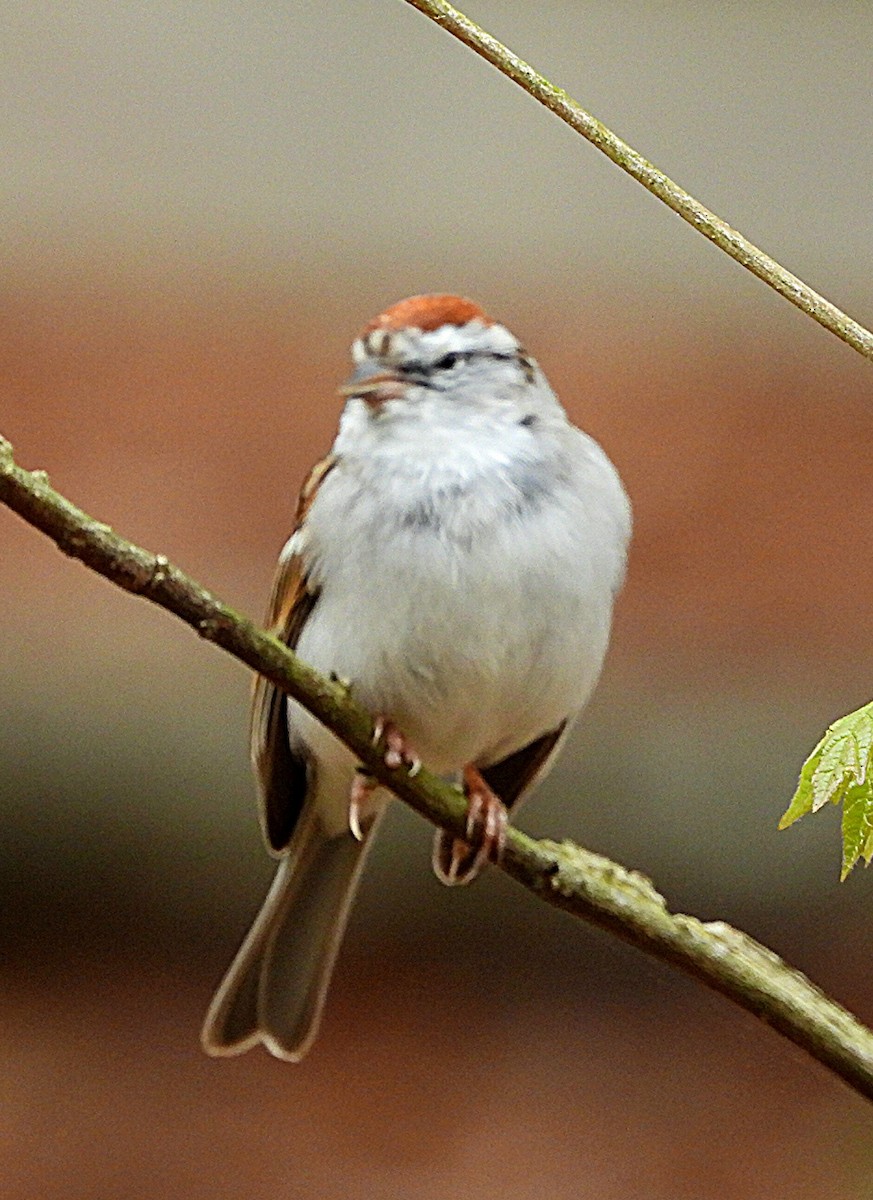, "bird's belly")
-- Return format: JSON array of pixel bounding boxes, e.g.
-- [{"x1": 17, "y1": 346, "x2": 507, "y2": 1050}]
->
[{"x1": 293, "y1": 525, "x2": 613, "y2": 773}]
